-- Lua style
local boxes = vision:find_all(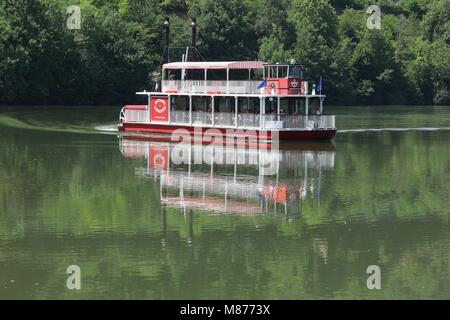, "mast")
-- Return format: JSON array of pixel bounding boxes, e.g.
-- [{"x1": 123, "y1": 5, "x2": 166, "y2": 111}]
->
[
  {"x1": 164, "y1": 16, "x2": 170, "y2": 63},
  {"x1": 191, "y1": 18, "x2": 197, "y2": 51}
]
